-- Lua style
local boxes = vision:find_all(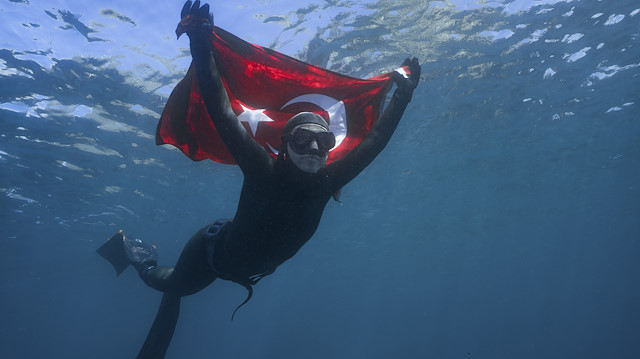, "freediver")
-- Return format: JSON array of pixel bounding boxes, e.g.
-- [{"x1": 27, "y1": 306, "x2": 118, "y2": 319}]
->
[{"x1": 97, "y1": 1, "x2": 420, "y2": 358}]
